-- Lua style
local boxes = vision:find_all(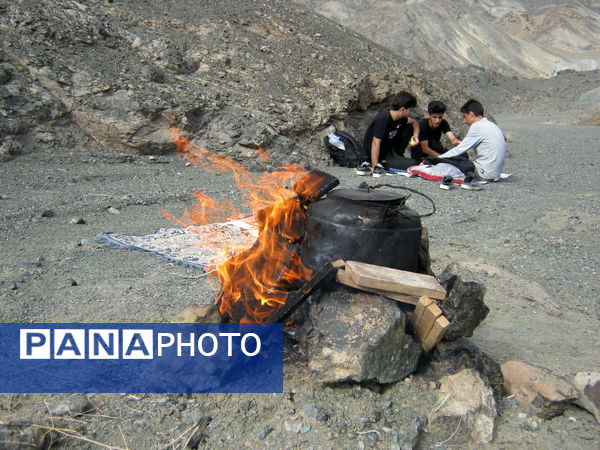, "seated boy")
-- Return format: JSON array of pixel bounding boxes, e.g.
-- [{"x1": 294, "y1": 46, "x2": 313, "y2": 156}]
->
[
  {"x1": 439, "y1": 99, "x2": 507, "y2": 182},
  {"x1": 410, "y1": 101, "x2": 461, "y2": 161},
  {"x1": 357, "y1": 91, "x2": 420, "y2": 177}
]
